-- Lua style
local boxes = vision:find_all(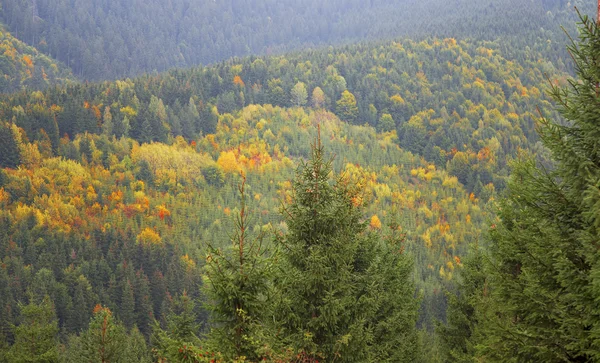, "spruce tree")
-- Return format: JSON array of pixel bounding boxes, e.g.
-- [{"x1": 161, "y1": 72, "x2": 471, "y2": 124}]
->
[
  {"x1": 472, "y1": 11, "x2": 600, "y2": 362},
  {"x1": 0, "y1": 122, "x2": 21, "y2": 169},
  {"x1": 437, "y1": 247, "x2": 485, "y2": 363},
  {"x1": 203, "y1": 176, "x2": 273, "y2": 361},
  {"x1": 274, "y1": 131, "x2": 420, "y2": 361},
  {"x1": 7, "y1": 296, "x2": 59, "y2": 363},
  {"x1": 151, "y1": 293, "x2": 208, "y2": 362},
  {"x1": 68, "y1": 305, "x2": 127, "y2": 363}
]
